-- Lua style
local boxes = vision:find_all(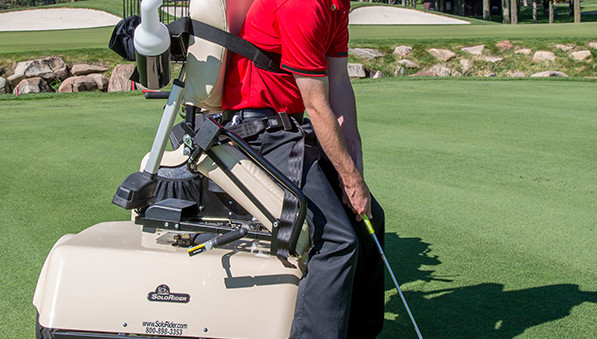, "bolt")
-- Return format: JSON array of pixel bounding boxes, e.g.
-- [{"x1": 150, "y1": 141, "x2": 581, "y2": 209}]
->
[
  {"x1": 122, "y1": 322, "x2": 127, "y2": 327},
  {"x1": 183, "y1": 147, "x2": 191, "y2": 156},
  {"x1": 183, "y1": 134, "x2": 193, "y2": 147},
  {"x1": 273, "y1": 221, "x2": 279, "y2": 228},
  {"x1": 175, "y1": 224, "x2": 179, "y2": 229},
  {"x1": 203, "y1": 328, "x2": 208, "y2": 333},
  {"x1": 164, "y1": 222, "x2": 169, "y2": 227}
]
